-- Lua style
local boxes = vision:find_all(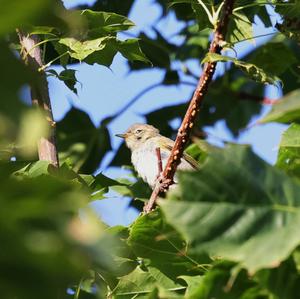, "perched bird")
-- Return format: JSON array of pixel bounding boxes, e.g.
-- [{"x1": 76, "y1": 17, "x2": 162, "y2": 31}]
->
[{"x1": 116, "y1": 123, "x2": 198, "y2": 189}]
